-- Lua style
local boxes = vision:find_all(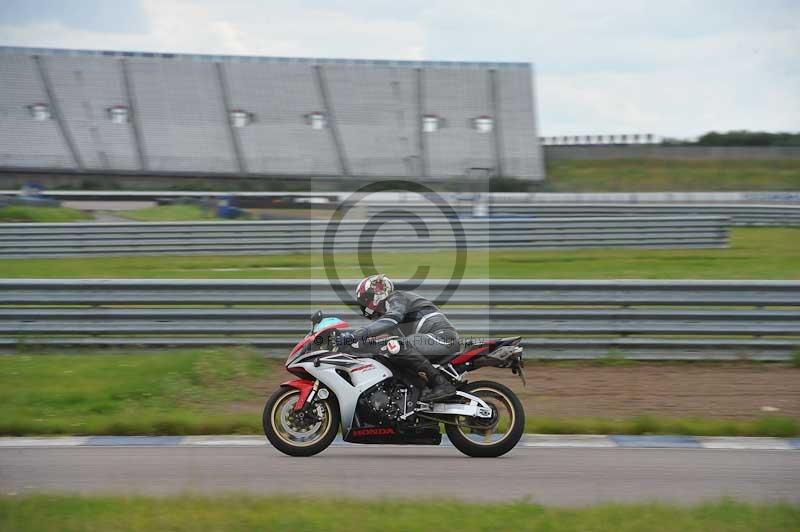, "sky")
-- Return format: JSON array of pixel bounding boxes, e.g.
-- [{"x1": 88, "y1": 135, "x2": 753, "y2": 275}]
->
[{"x1": 0, "y1": 0, "x2": 798, "y2": 139}]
